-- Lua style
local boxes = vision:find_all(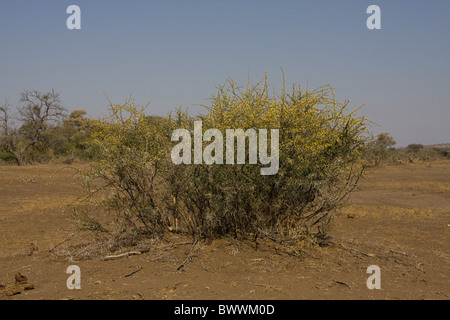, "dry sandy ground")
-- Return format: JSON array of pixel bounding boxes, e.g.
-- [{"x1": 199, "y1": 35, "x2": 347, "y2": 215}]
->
[{"x1": 0, "y1": 161, "x2": 449, "y2": 300}]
